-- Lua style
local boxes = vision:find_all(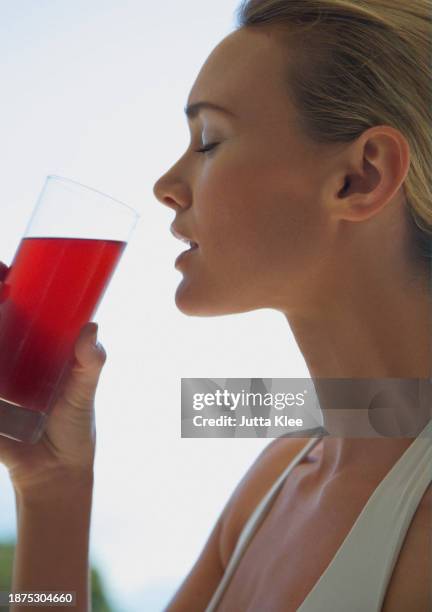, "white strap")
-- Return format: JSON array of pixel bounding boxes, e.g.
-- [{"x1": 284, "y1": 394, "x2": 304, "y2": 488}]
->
[
  {"x1": 298, "y1": 418, "x2": 432, "y2": 611},
  {"x1": 204, "y1": 437, "x2": 322, "y2": 612}
]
